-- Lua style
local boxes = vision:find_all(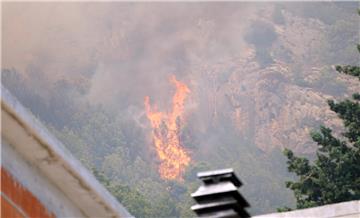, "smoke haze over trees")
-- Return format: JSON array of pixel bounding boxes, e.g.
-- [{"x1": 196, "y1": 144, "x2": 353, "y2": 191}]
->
[
  {"x1": 2, "y1": 2, "x2": 359, "y2": 217},
  {"x1": 280, "y1": 17, "x2": 360, "y2": 210}
]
